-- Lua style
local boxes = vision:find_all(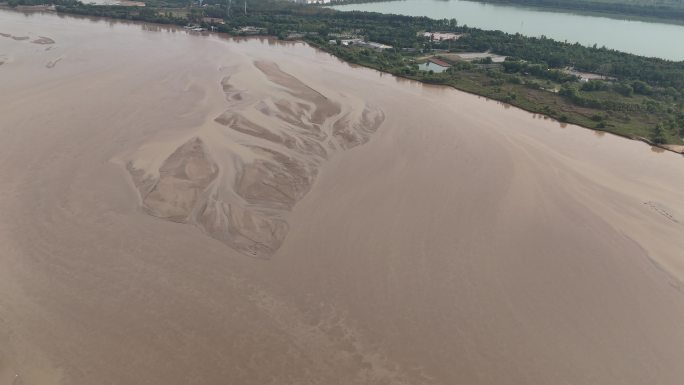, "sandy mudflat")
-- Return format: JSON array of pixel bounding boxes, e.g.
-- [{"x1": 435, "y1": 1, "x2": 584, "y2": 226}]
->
[{"x1": 1, "y1": 10, "x2": 684, "y2": 385}]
